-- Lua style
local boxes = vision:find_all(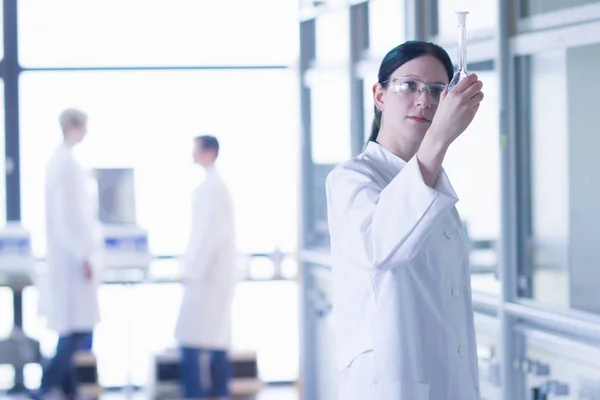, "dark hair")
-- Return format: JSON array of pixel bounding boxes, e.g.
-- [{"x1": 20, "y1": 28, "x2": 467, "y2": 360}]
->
[
  {"x1": 369, "y1": 41, "x2": 454, "y2": 143},
  {"x1": 195, "y1": 135, "x2": 220, "y2": 157}
]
